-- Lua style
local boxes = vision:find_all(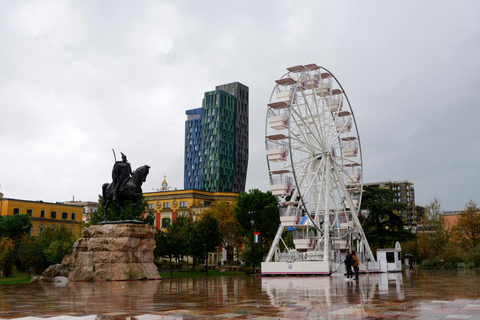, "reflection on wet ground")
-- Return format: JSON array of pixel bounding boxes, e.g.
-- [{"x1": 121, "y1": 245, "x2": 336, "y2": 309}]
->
[{"x1": 1, "y1": 269, "x2": 480, "y2": 319}]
